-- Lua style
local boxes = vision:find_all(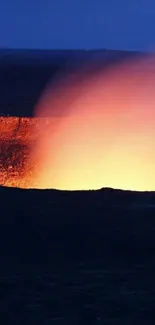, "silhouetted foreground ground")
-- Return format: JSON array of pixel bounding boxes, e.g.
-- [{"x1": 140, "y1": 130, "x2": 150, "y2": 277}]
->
[{"x1": 0, "y1": 186, "x2": 155, "y2": 324}]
